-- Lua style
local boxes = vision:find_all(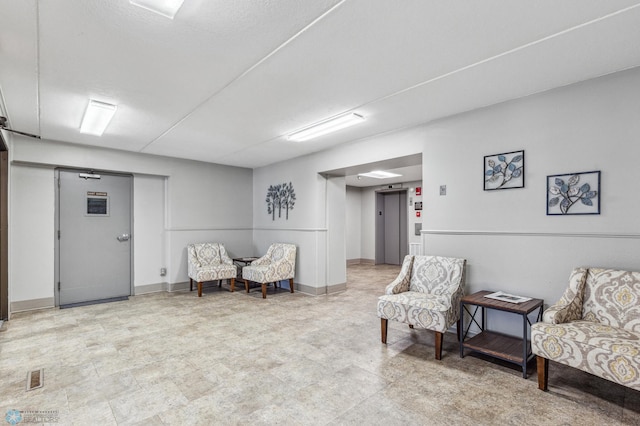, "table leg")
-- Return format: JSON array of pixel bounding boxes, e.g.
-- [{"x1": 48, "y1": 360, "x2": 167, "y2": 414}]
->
[
  {"x1": 459, "y1": 301, "x2": 465, "y2": 358},
  {"x1": 522, "y1": 313, "x2": 528, "y2": 378}
]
